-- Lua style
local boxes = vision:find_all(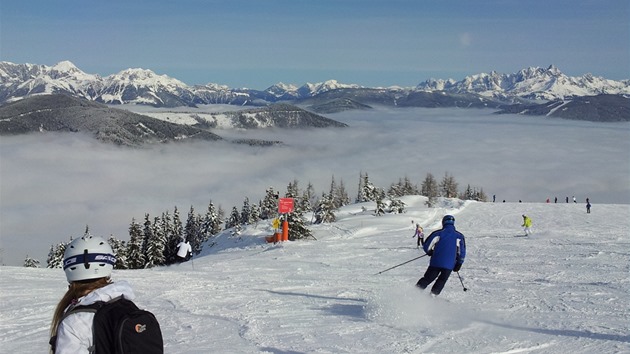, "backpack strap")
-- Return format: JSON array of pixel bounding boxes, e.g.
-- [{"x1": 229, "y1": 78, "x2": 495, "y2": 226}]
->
[{"x1": 51, "y1": 296, "x2": 127, "y2": 354}]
